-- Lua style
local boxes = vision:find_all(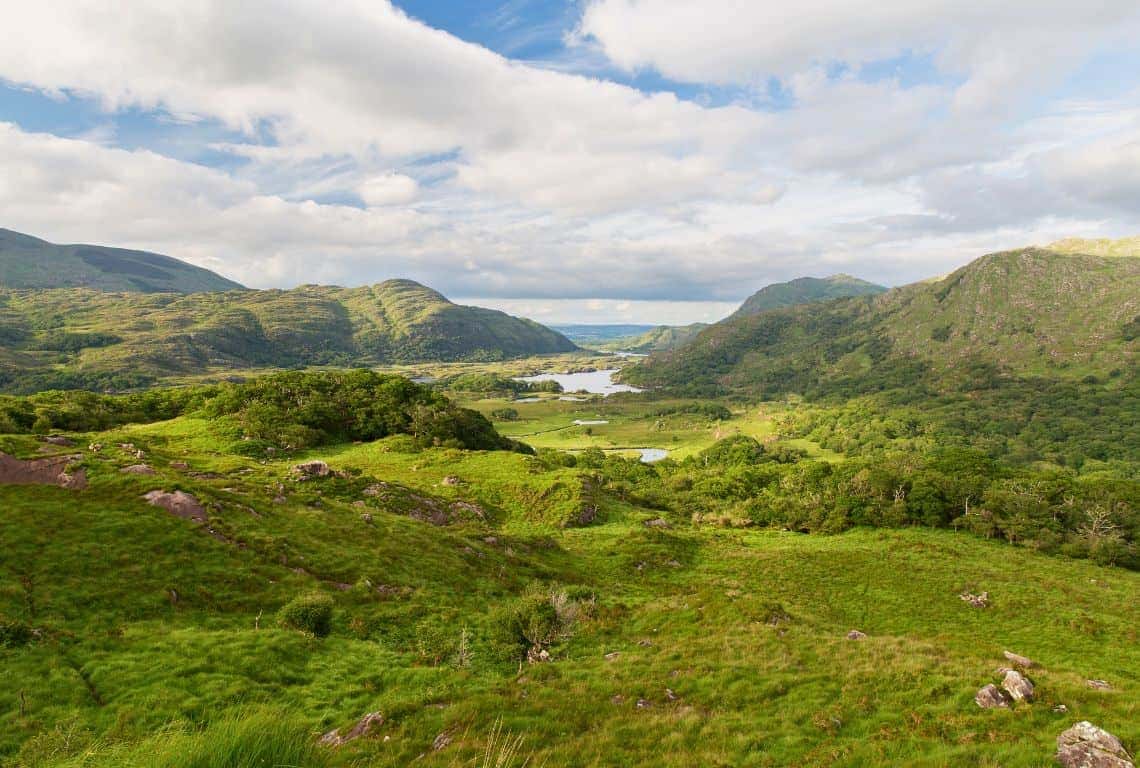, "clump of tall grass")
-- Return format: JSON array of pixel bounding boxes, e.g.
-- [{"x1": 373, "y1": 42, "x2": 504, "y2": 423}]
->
[{"x1": 41, "y1": 709, "x2": 325, "y2": 768}]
